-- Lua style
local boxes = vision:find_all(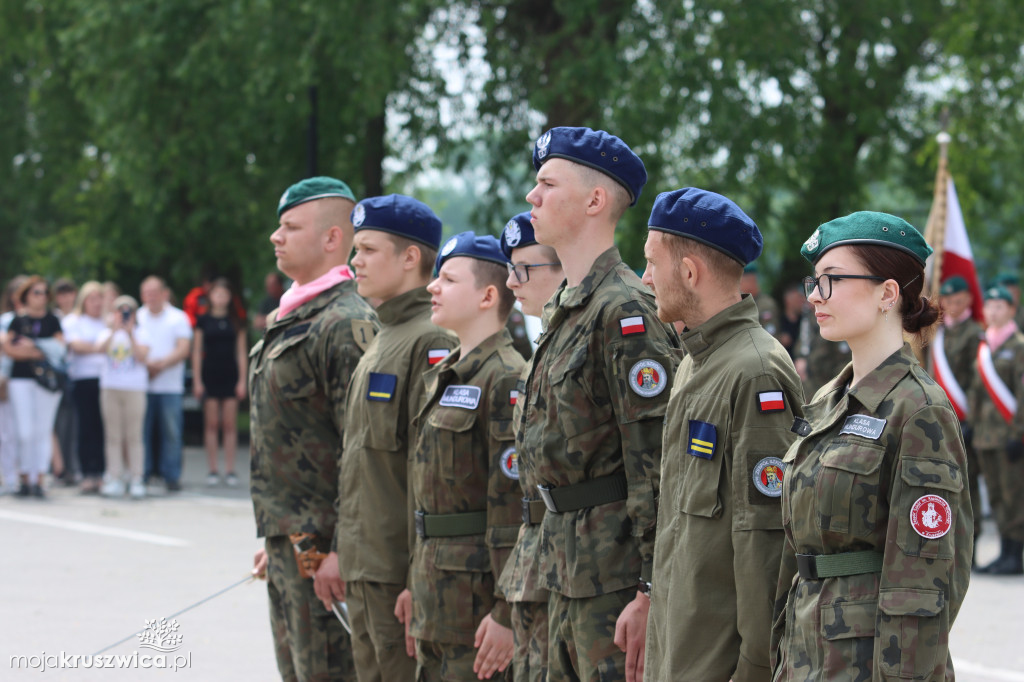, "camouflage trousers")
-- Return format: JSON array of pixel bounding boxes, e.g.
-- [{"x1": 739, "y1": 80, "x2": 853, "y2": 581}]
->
[
  {"x1": 548, "y1": 589, "x2": 633, "y2": 682},
  {"x1": 963, "y1": 431, "x2": 982, "y2": 539},
  {"x1": 265, "y1": 536, "x2": 356, "y2": 682},
  {"x1": 346, "y1": 580, "x2": 417, "y2": 682},
  {"x1": 510, "y1": 600, "x2": 548, "y2": 682},
  {"x1": 415, "y1": 639, "x2": 512, "y2": 682},
  {"x1": 978, "y1": 447, "x2": 1024, "y2": 542}
]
